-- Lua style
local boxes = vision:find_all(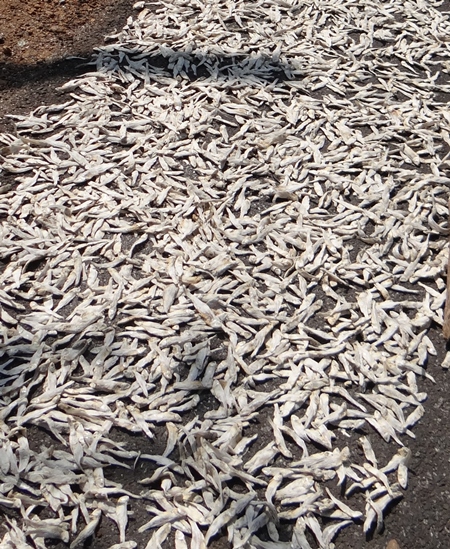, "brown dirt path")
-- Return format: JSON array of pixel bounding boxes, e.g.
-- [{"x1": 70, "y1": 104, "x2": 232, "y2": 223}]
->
[{"x1": 0, "y1": 0, "x2": 136, "y2": 133}]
